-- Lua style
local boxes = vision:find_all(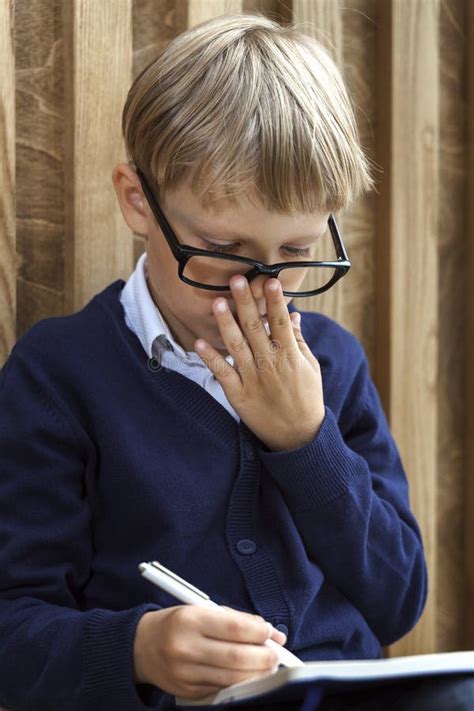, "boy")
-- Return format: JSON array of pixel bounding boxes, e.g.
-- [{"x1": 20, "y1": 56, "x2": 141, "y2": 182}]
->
[{"x1": 0, "y1": 12, "x2": 472, "y2": 711}]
